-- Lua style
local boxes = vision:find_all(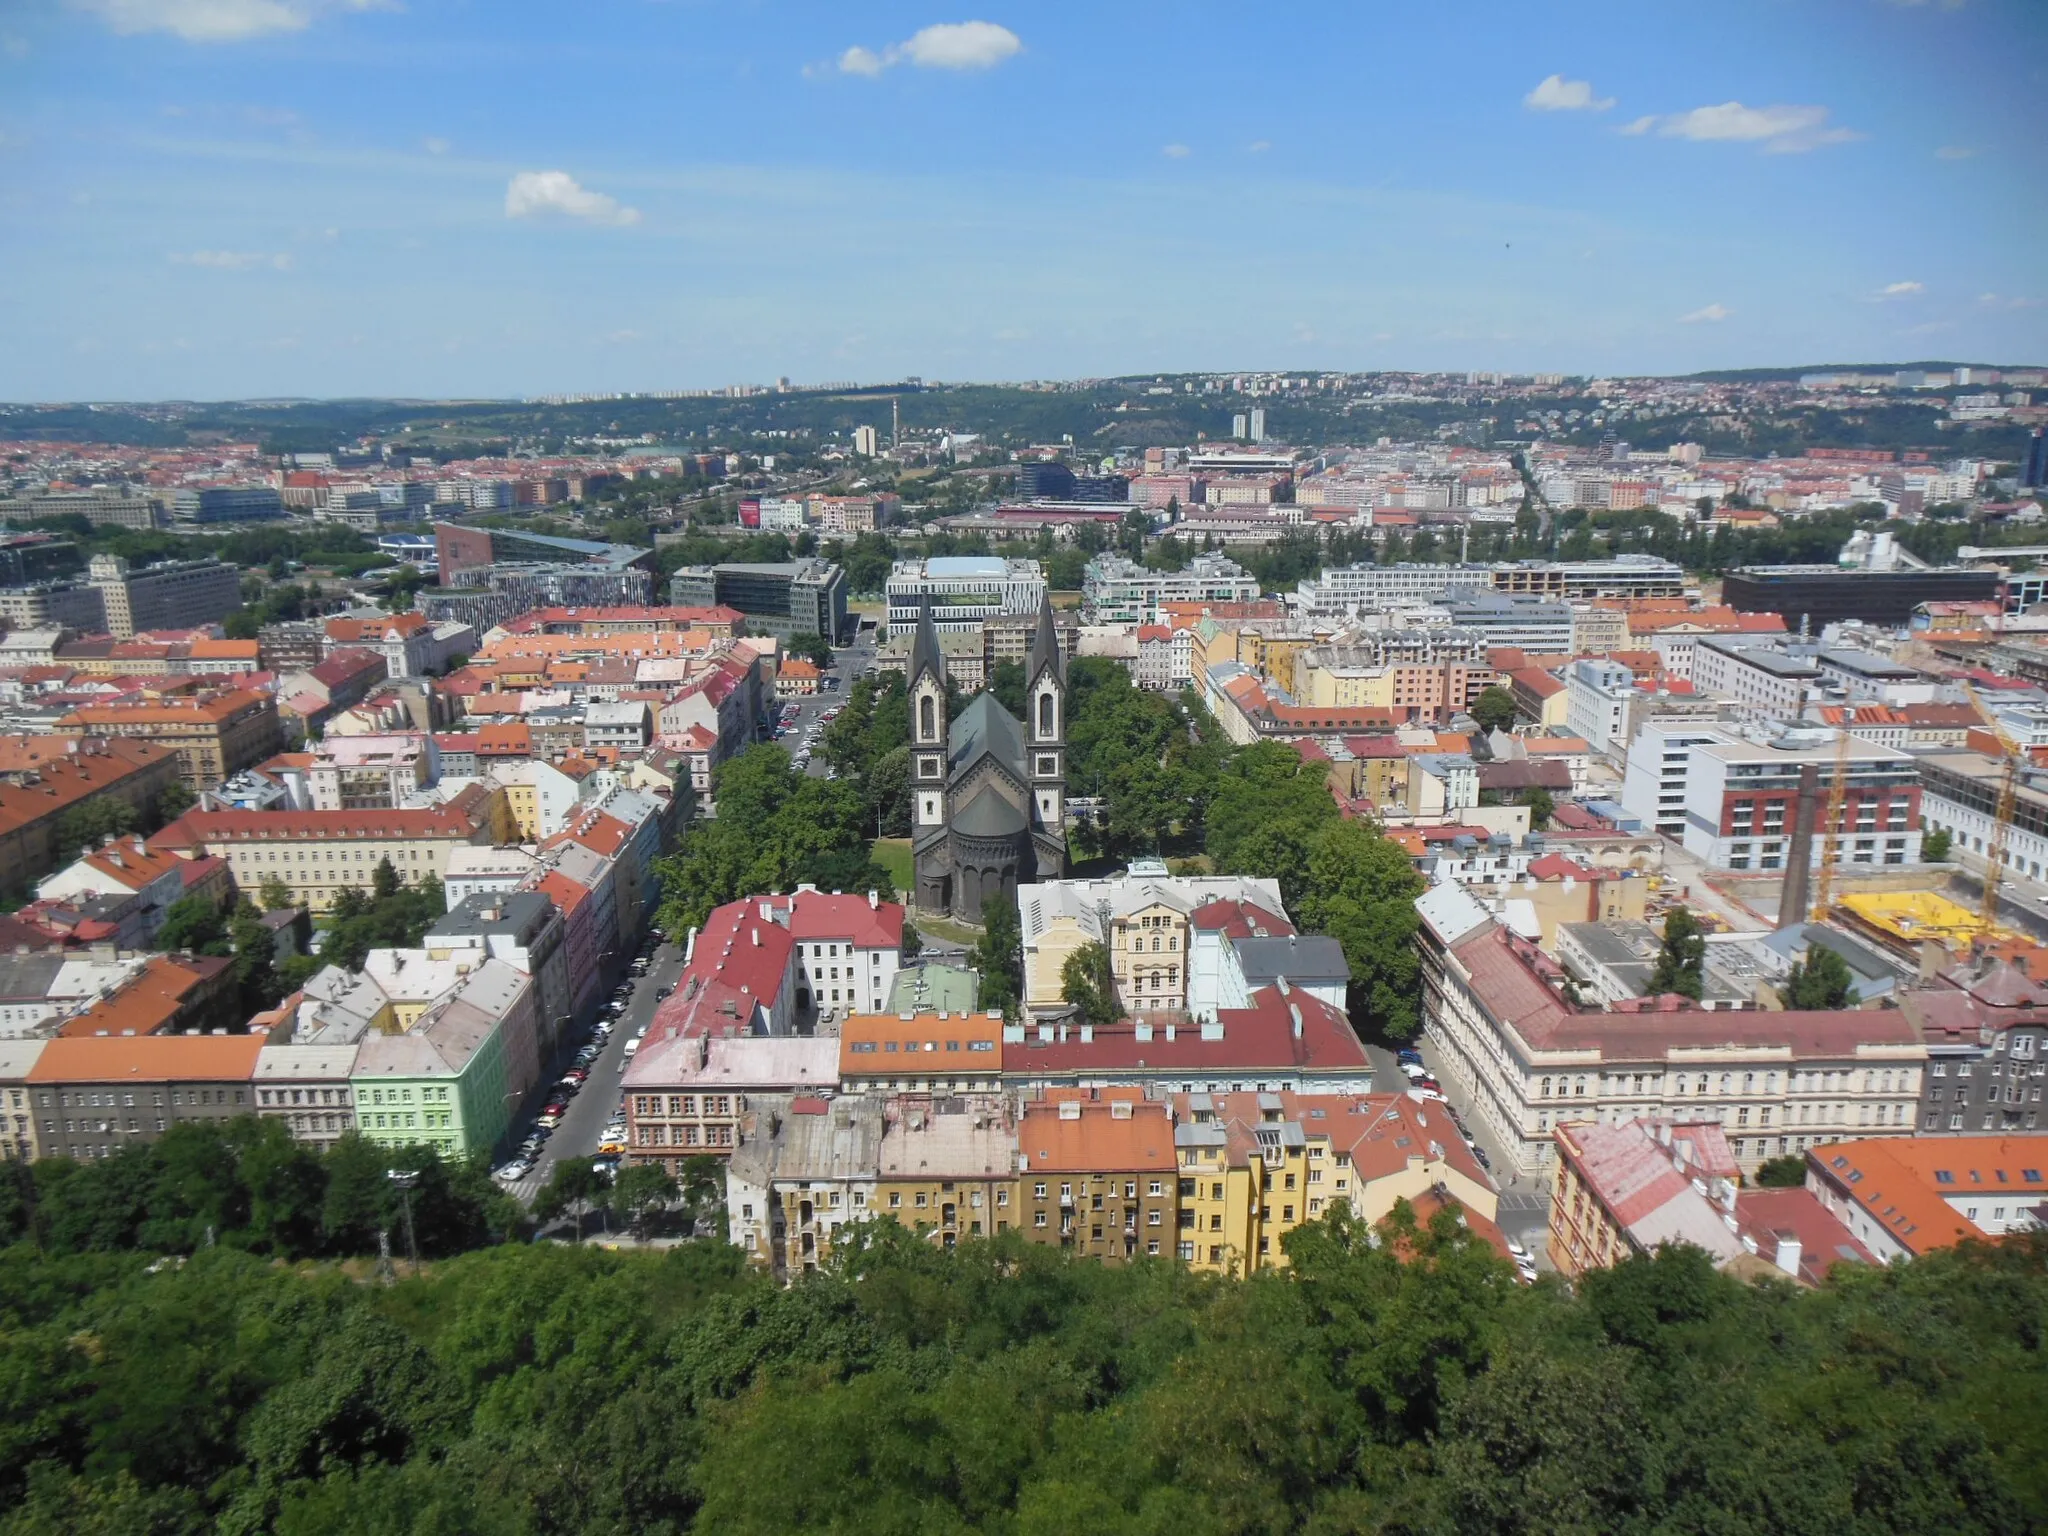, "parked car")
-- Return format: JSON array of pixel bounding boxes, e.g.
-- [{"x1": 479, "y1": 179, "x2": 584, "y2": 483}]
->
[
  {"x1": 656, "y1": 985, "x2": 673, "y2": 1000},
  {"x1": 560, "y1": 1070, "x2": 587, "y2": 1086},
  {"x1": 1400, "y1": 1061, "x2": 1429, "y2": 1080},
  {"x1": 1397, "y1": 1046, "x2": 1424, "y2": 1064},
  {"x1": 493, "y1": 1159, "x2": 532, "y2": 1182},
  {"x1": 1505, "y1": 1238, "x2": 1530, "y2": 1262},
  {"x1": 537, "y1": 1111, "x2": 564, "y2": 1129}
]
